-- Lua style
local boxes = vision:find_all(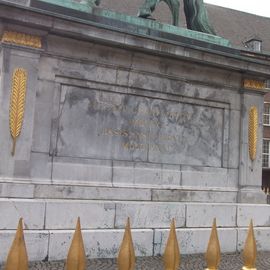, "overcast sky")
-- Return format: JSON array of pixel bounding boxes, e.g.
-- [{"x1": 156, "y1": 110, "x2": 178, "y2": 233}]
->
[{"x1": 204, "y1": 0, "x2": 270, "y2": 18}]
